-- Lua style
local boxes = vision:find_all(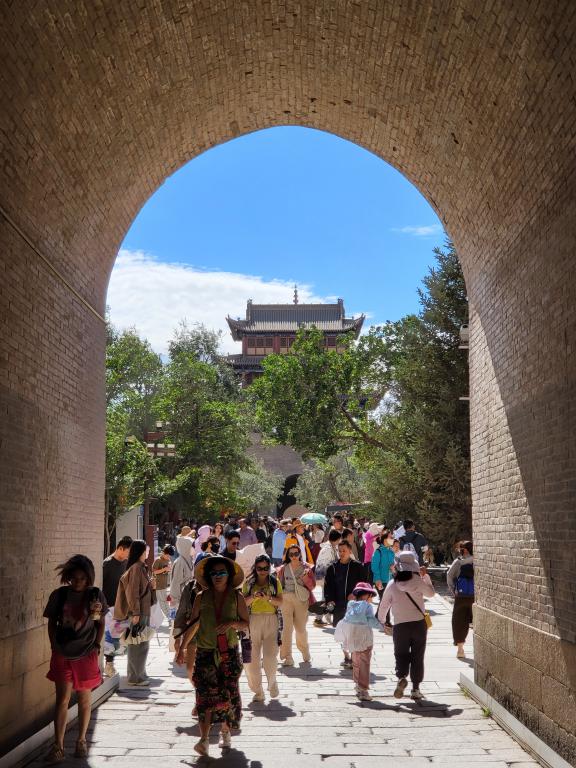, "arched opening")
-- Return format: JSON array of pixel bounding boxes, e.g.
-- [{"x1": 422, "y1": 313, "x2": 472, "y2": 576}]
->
[
  {"x1": 2, "y1": 2, "x2": 576, "y2": 760},
  {"x1": 106, "y1": 125, "x2": 451, "y2": 538}
]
